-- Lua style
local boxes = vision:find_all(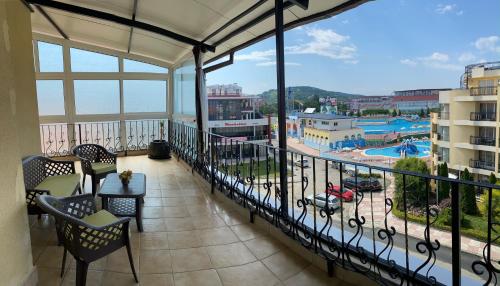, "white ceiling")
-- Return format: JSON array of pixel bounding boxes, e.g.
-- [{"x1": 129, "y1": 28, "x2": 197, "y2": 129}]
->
[{"x1": 30, "y1": 0, "x2": 362, "y2": 66}]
